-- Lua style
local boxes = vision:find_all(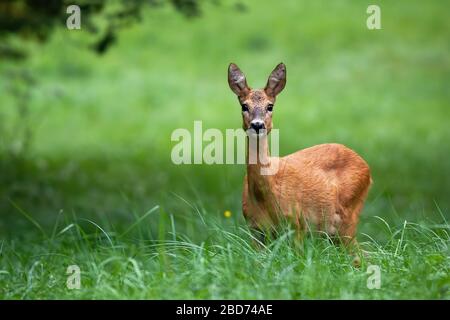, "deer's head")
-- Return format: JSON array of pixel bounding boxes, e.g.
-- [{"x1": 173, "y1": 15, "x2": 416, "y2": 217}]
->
[{"x1": 228, "y1": 63, "x2": 286, "y2": 134}]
